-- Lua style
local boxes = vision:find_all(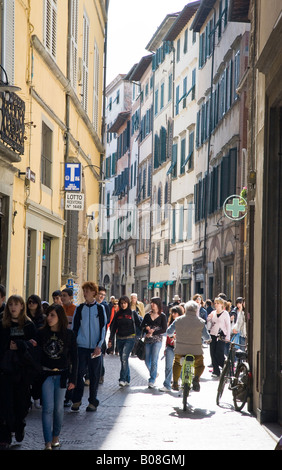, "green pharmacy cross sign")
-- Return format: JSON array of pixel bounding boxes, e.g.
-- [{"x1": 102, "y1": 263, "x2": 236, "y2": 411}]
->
[{"x1": 223, "y1": 194, "x2": 247, "y2": 221}]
